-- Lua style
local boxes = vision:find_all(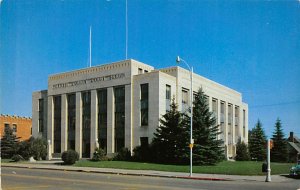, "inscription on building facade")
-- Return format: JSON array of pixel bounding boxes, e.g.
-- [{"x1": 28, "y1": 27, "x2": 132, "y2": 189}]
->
[{"x1": 52, "y1": 73, "x2": 125, "y2": 89}]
